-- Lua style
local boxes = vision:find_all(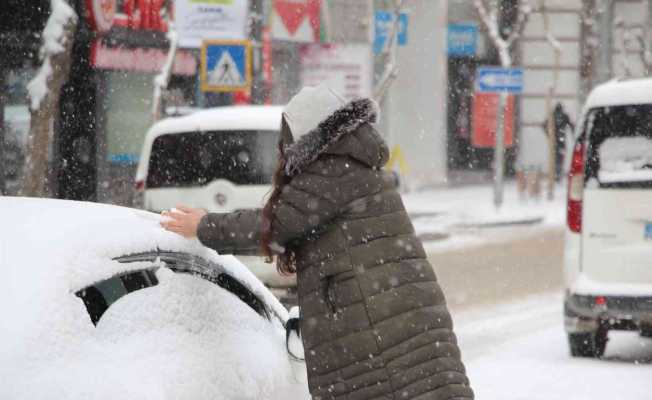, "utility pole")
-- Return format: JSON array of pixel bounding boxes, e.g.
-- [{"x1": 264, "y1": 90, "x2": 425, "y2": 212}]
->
[
  {"x1": 597, "y1": 0, "x2": 614, "y2": 83},
  {"x1": 249, "y1": 0, "x2": 265, "y2": 104}
]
